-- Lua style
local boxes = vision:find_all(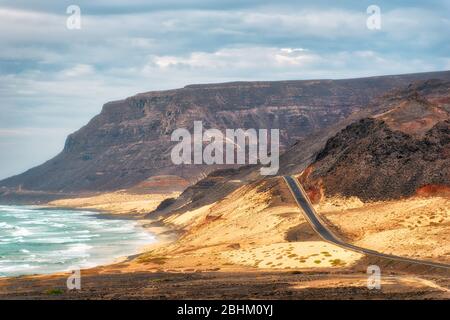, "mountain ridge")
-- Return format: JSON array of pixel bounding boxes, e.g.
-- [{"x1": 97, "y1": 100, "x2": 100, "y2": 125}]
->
[
  {"x1": 298, "y1": 79, "x2": 450, "y2": 201},
  {"x1": 2, "y1": 70, "x2": 450, "y2": 194}
]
